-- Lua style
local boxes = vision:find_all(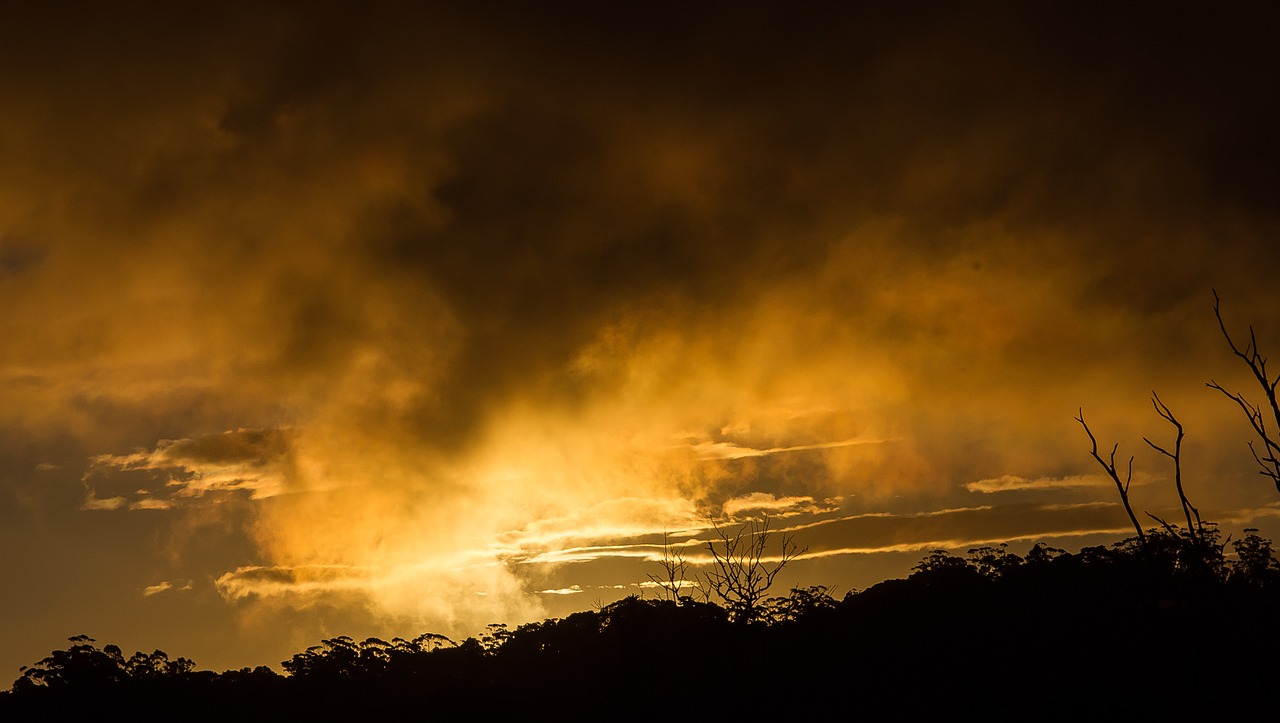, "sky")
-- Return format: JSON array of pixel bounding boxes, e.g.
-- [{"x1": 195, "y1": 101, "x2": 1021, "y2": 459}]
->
[{"x1": 3, "y1": 1, "x2": 1280, "y2": 677}]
